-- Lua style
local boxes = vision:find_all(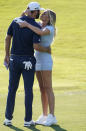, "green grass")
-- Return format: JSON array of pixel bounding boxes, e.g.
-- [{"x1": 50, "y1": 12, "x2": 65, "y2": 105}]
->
[
  {"x1": 0, "y1": 0, "x2": 86, "y2": 130},
  {"x1": 0, "y1": 91, "x2": 86, "y2": 131}
]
